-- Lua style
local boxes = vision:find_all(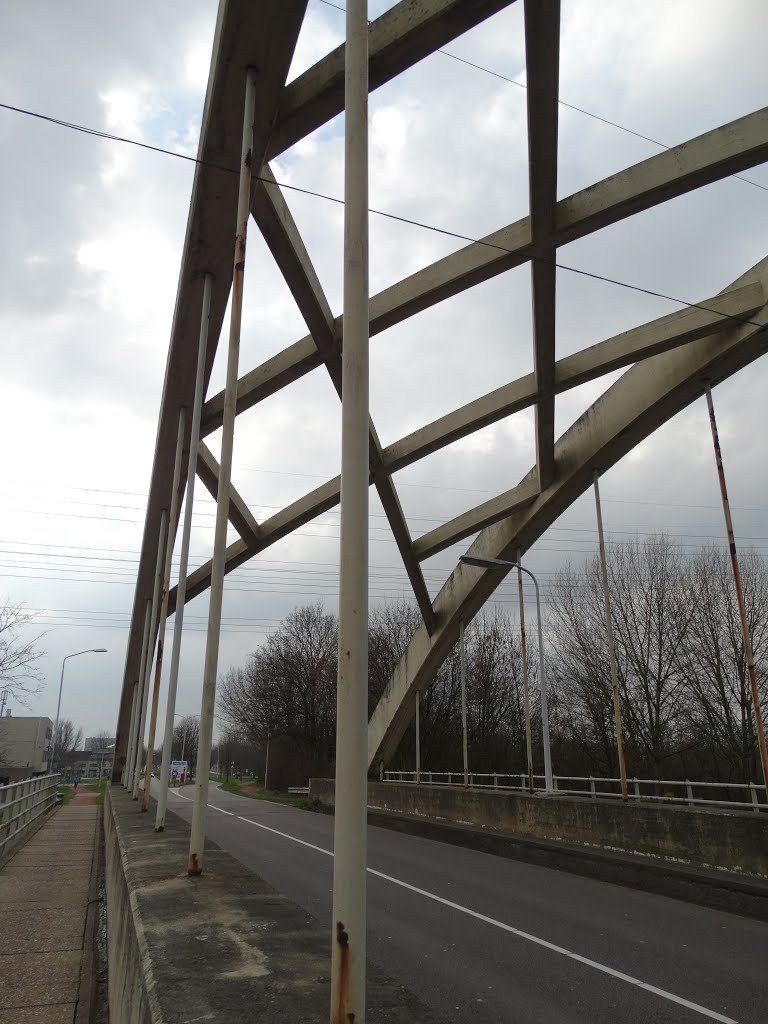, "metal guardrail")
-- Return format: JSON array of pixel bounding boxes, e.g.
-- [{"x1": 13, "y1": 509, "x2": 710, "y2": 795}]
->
[
  {"x1": 0, "y1": 773, "x2": 62, "y2": 858},
  {"x1": 383, "y1": 770, "x2": 768, "y2": 812}
]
